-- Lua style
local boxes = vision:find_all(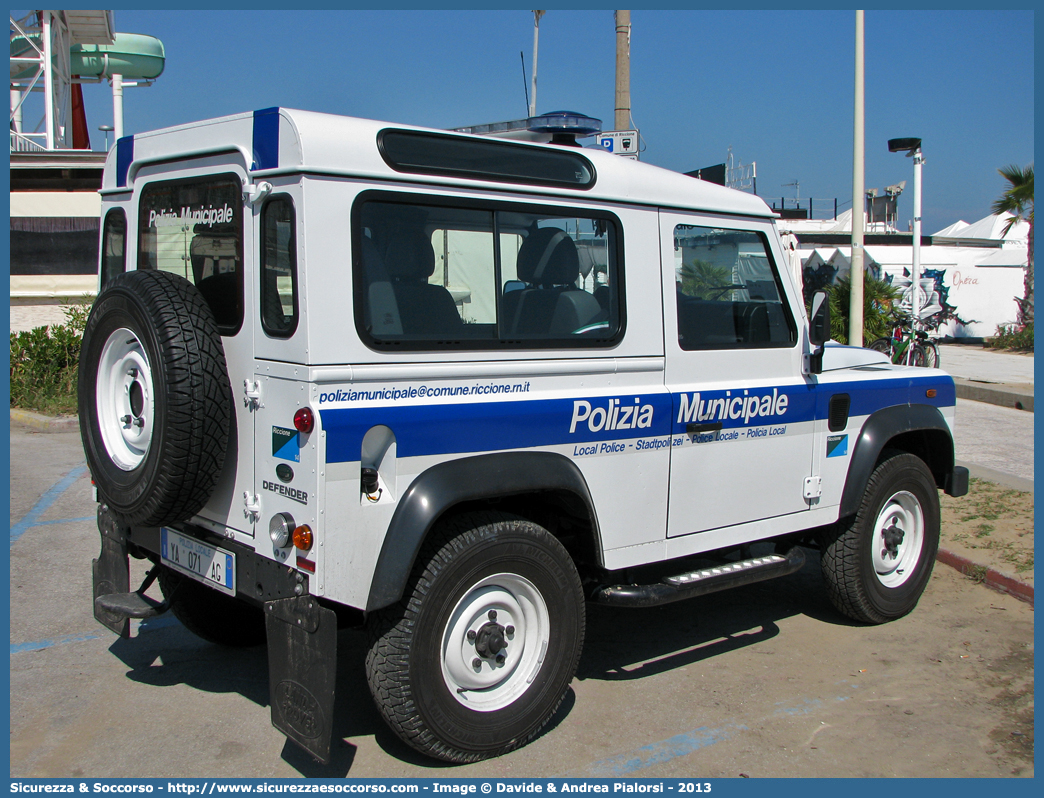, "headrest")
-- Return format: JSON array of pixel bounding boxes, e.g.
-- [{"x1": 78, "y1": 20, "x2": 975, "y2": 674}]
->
[
  {"x1": 516, "y1": 227, "x2": 579, "y2": 287},
  {"x1": 359, "y1": 236, "x2": 387, "y2": 281},
  {"x1": 385, "y1": 232, "x2": 436, "y2": 281}
]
